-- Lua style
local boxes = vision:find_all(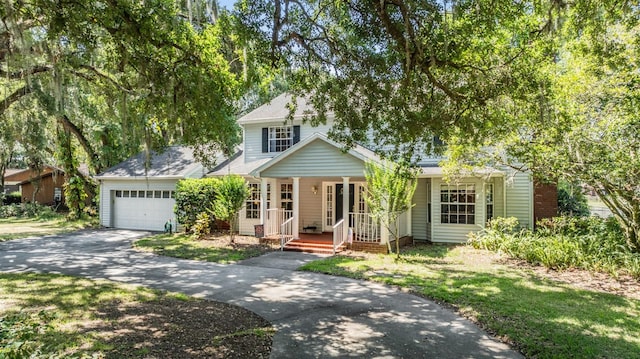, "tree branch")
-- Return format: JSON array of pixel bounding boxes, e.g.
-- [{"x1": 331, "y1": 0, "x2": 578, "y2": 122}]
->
[
  {"x1": 0, "y1": 64, "x2": 52, "y2": 79},
  {"x1": 0, "y1": 84, "x2": 32, "y2": 115},
  {"x1": 56, "y1": 114, "x2": 100, "y2": 173}
]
